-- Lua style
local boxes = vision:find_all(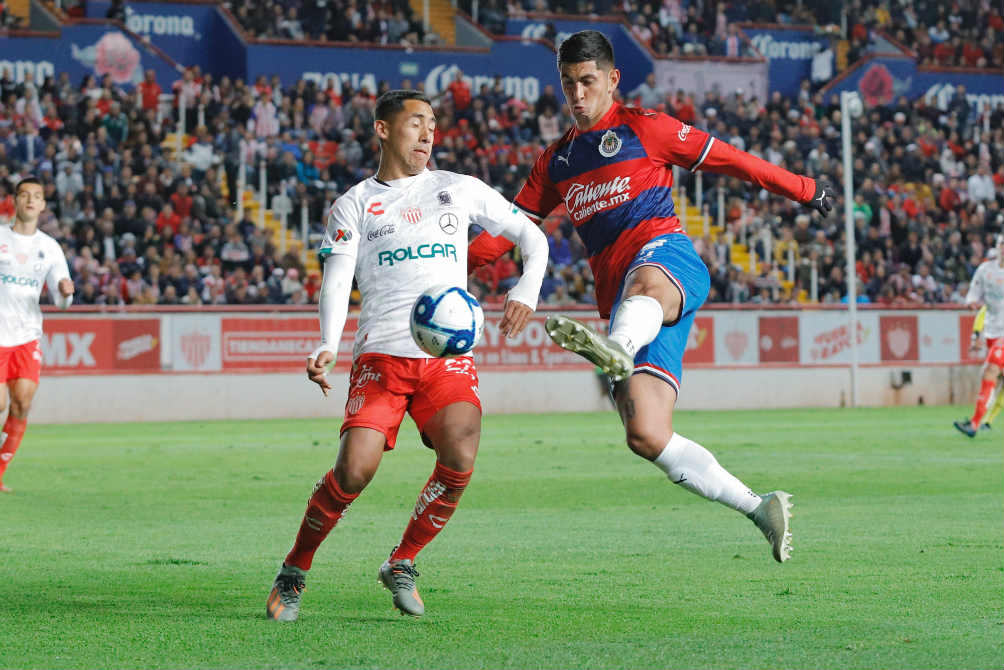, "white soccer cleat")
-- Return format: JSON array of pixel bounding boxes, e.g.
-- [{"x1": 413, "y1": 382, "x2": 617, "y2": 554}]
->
[
  {"x1": 545, "y1": 314, "x2": 634, "y2": 381},
  {"x1": 747, "y1": 491, "x2": 793, "y2": 563}
]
